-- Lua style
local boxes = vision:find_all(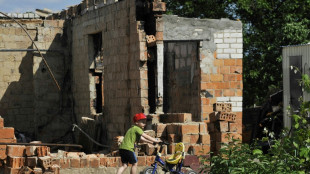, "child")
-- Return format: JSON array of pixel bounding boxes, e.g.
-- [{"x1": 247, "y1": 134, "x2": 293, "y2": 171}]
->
[{"x1": 116, "y1": 113, "x2": 161, "y2": 174}]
